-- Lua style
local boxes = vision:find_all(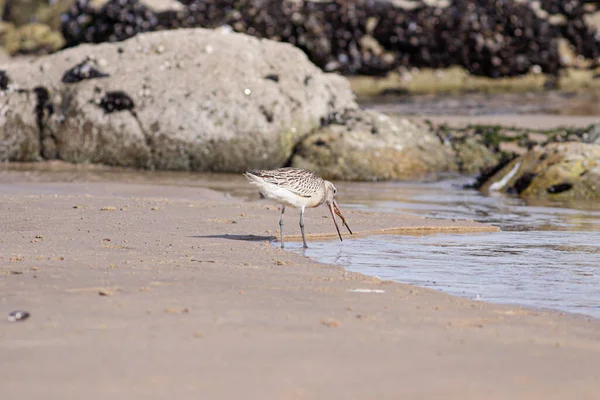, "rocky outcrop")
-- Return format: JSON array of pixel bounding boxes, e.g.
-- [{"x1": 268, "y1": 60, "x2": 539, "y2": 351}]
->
[
  {"x1": 0, "y1": 28, "x2": 451, "y2": 180},
  {"x1": 0, "y1": 0, "x2": 597, "y2": 78},
  {"x1": 59, "y1": 0, "x2": 600, "y2": 78},
  {"x1": 479, "y1": 142, "x2": 600, "y2": 201},
  {"x1": 291, "y1": 109, "x2": 456, "y2": 181},
  {"x1": 425, "y1": 122, "x2": 599, "y2": 183}
]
